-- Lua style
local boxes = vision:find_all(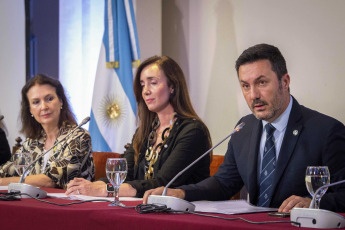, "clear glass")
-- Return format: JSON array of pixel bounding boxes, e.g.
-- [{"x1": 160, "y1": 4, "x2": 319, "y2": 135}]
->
[
  {"x1": 13, "y1": 152, "x2": 32, "y2": 177},
  {"x1": 305, "y1": 166, "x2": 330, "y2": 209},
  {"x1": 106, "y1": 158, "x2": 127, "y2": 206}
]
